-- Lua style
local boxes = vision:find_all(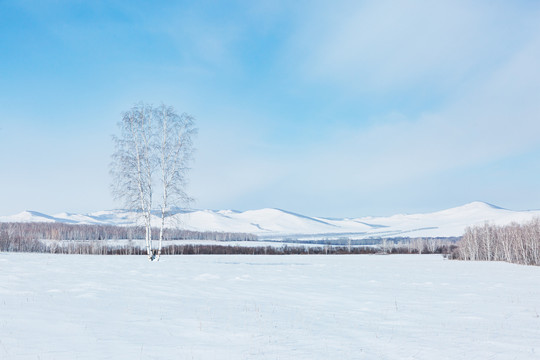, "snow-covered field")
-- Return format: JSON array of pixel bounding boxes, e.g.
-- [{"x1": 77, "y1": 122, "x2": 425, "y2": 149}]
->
[{"x1": 1, "y1": 254, "x2": 539, "y2": 359}]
